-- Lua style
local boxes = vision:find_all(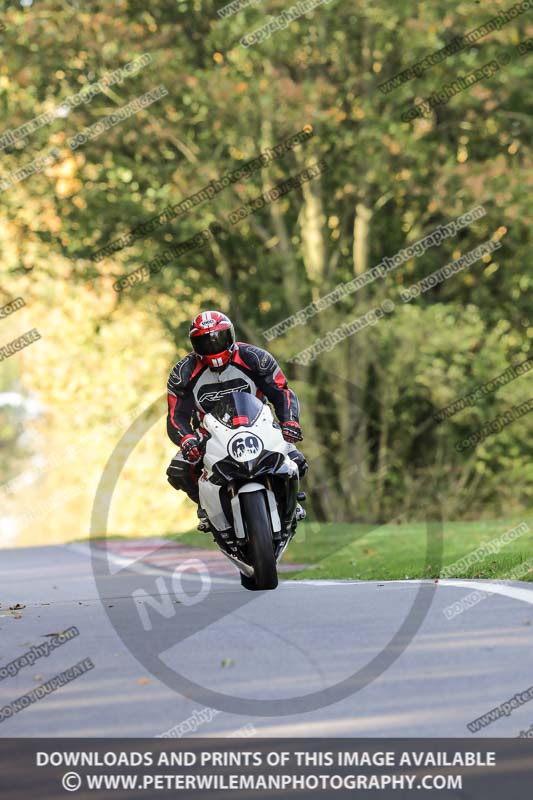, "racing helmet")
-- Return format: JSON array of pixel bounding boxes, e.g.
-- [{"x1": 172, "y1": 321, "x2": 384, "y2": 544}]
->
[{"x1": 189, "y1": 310, "x2": 235, "y2": 369}]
